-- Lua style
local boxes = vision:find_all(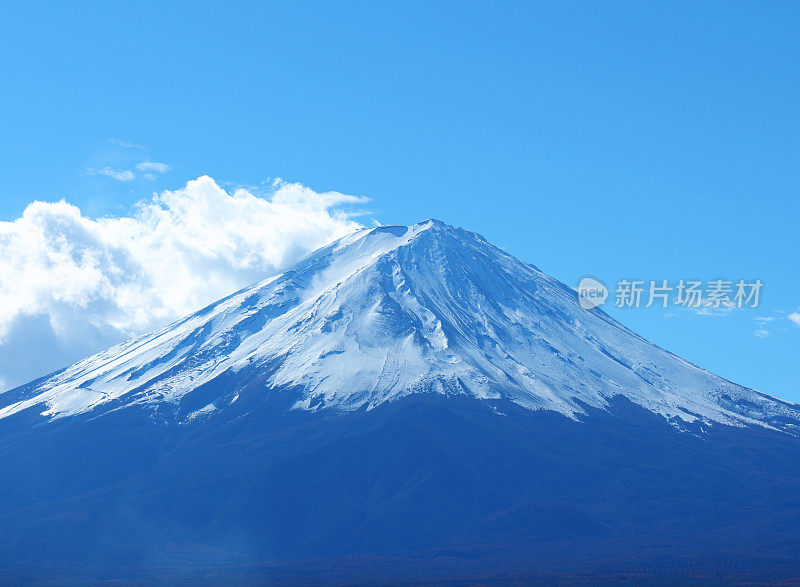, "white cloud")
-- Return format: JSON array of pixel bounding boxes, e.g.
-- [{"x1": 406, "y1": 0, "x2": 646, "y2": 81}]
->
[
  {"x1": 749, "y1": 310, "x2": 798, "y2": 337},
  {"x1": 87, "y1": 160, "x2": 170, "y2": 182},
  {"x1": 135, "y1": 161, "x2": 170, "y2": 174},
  {"x1": 692, "y1": 302, "x2": 736, "y2": 317},
  {"x1": 109, "y1": 138, "x2": 145, "y2": 149},
  {"x1": 0, "y1": 176, "x2": 367, "y2": 391},
  {"x1": 88, "y1": 166, "x2": 137, "y2": 182}
]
